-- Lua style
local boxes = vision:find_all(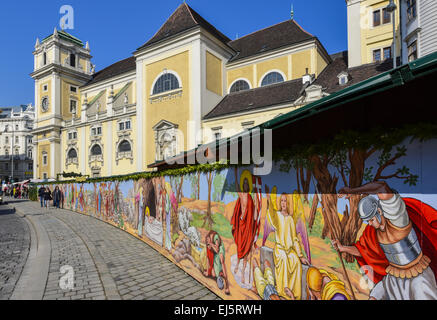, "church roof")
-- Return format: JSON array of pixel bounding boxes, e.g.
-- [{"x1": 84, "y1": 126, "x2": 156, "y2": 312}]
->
[
  {"x1": 42, "y1": 29, "x2": 84, "y2": 47},
  {"x1": 227, "y1": 20, "x2": 315, "y2": 63},
  {"x1": 313, "y1": 52, "x2": 394, "y2": 94},
  {"x1": 136, "y1": 3, "x2": 231, "y2": 52},
  {"x1": 203, "y1": 79, "x2": 303, "y2": 120},
  {"x1": 83, "y1": 56, "x2": 136, "y2": 87}
]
